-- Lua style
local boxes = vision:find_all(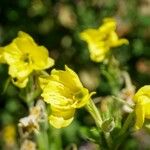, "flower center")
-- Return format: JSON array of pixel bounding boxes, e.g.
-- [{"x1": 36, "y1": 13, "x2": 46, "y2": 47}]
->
[
  {"x1": 13, "y1": 77, "x2": 18, "y2": 82},
  {"x1": 74, "y1": 91, "x2": 84, "y2": 100},
  {"x1": 22, "y1": 53, "x2": 30, "y2": 63},
  {"x1": 74, "y1": 89, "x2": 87, "y2": 101}
]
